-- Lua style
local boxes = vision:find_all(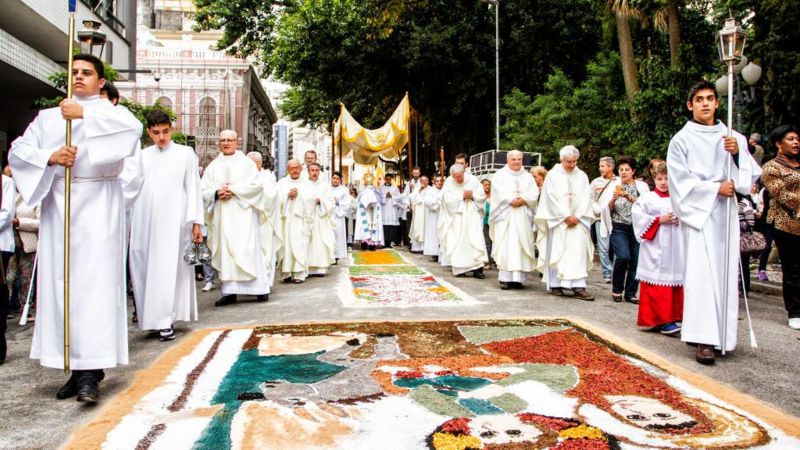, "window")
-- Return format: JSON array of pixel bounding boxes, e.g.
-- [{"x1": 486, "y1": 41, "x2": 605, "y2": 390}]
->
[{"x1": 199, "y1": 97, "x2": 217, "y2": 128}]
